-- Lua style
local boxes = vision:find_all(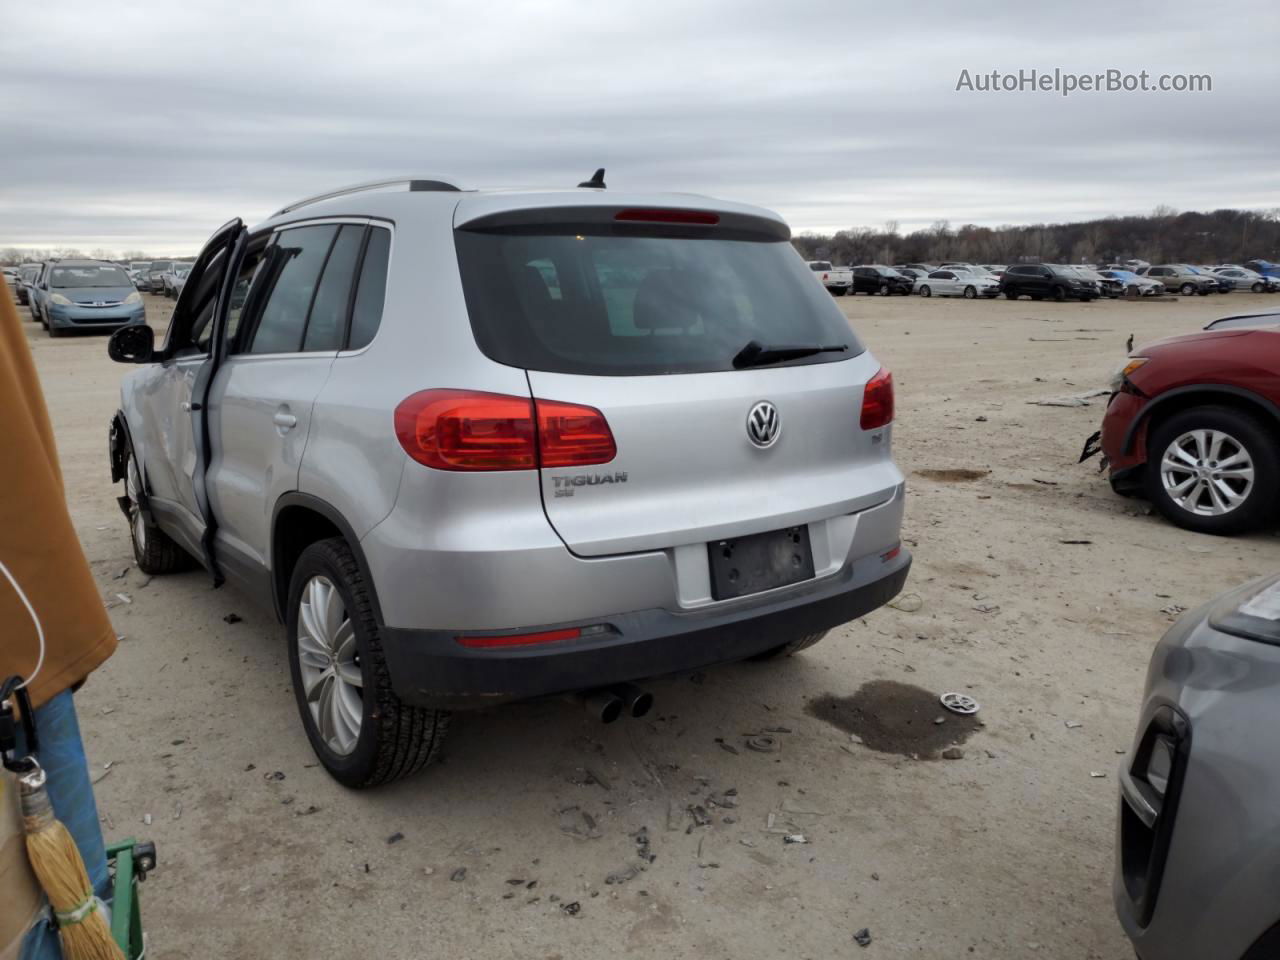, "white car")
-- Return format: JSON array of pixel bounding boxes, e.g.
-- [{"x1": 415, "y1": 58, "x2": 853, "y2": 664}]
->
[
  {"x1": 1099, "y1": 269, "x2": 1164, "y2": 296},
  {"x1": 1212, "y1": 267, "x2": 1276, "y2": 293},
  {"x1": 915, "y1": 269, "x2": 1000, "y2": 299}
]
